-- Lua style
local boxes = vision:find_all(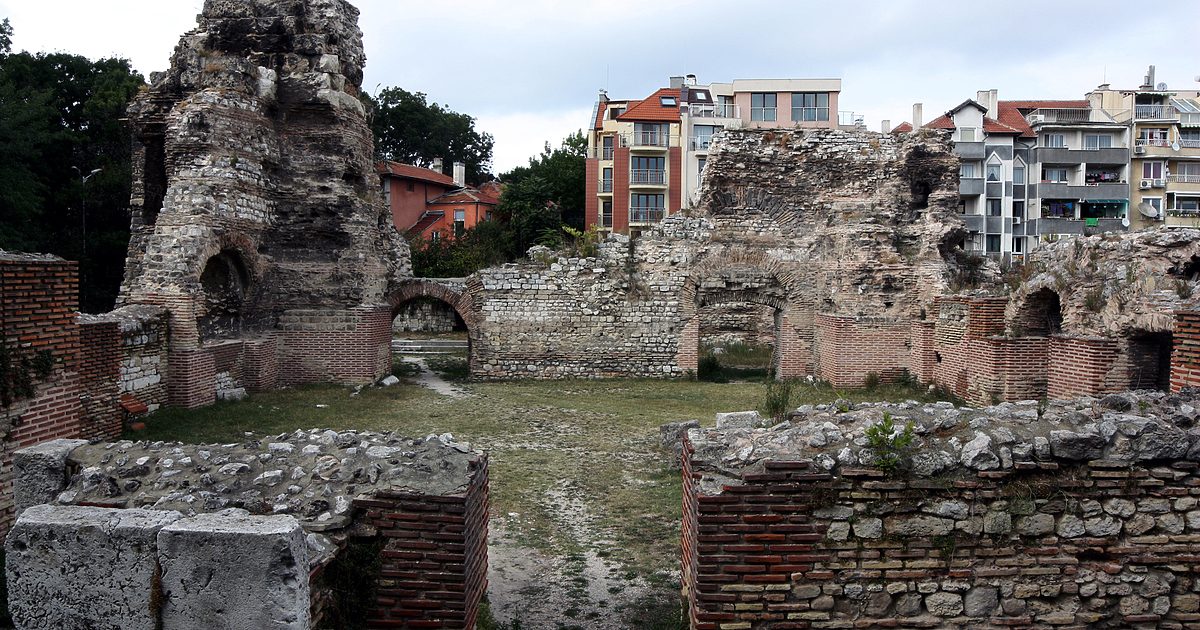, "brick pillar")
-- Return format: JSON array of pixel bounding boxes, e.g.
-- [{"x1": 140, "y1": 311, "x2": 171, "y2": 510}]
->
[
  {"x1": 1172, "y1": 309, "x2": 1200, "y2": 392},
  {"x1": 243, "y1": 335, "x2": 278, "y2": 393},
  {"x1": 613, "y1": 148, "x2": 630, "y2": 233},
  {"x1": 775, "y1": 314, "x2": 807, "y2": 380},
  {"x1": 77, "y1": 320, "x2": 121, "y2": 441},
  {"x1": 1047, "y1": 335, "x2": 1119, "y2": 399},
  {"x1": 356, "y1": 453, "x2": 488, "y2": 629},
  {"x1": 909, "y1": 320, "x2": 935, "y2": 384},
  {"x1": 168, "y1": 348, "x2": 215, "y2": 409},
  {"x1": 584, "y1": 158, "x2": 599, "y2": 228},
  {"x1": 676, "y1": 316, "x2": 699, "y2": 374}
]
